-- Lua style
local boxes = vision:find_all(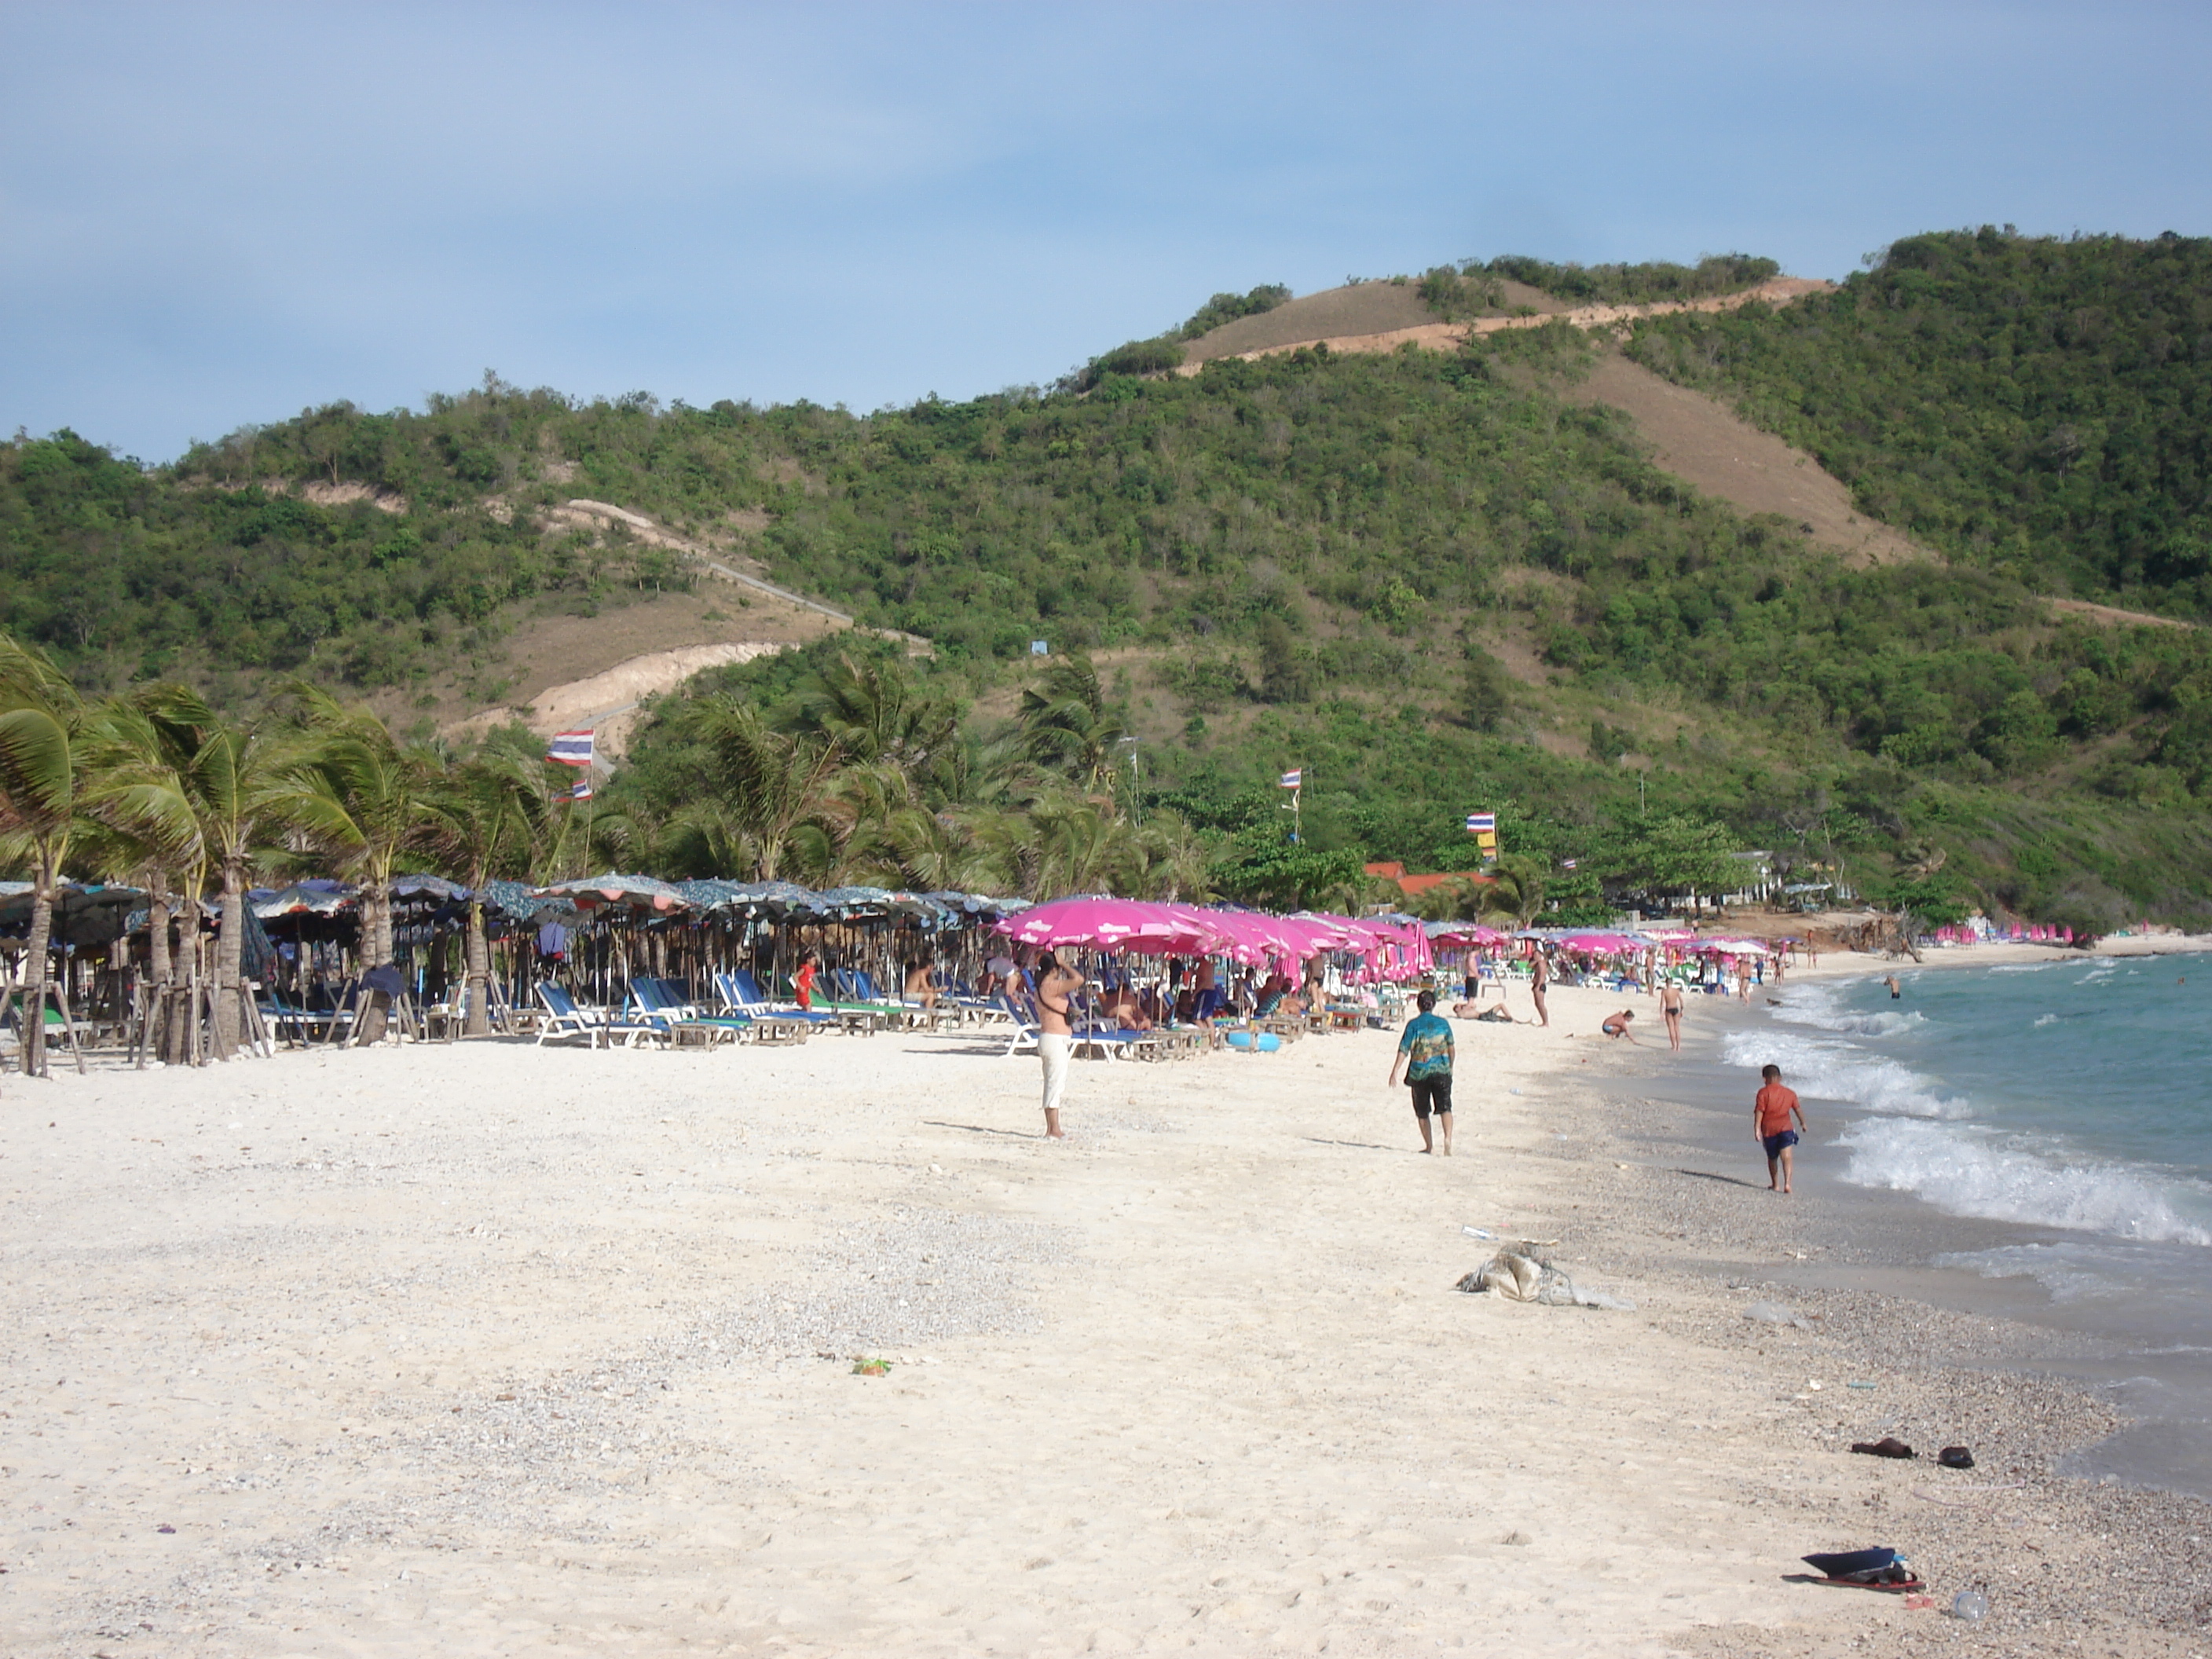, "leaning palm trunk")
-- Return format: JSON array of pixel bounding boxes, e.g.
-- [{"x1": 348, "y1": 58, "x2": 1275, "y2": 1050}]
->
[
  {"x1": 143, "y1": 886, "x2": 170, "y2": 1064},
  {"x1": 21, "y1": 856, "x2": 55, "y2": 1078},
  {"x1": 173, "y1": 892, "x2": 202, "y2": 1066},
  {"x1": 212, "y1": 860, "x2": 246, "y2": 1057},
  {"x1": 147, "y1": 888, "x2": 170, "y2": 989},
  {"x1": 463, "y1": 899, "x2": 493, "y2": 1035},
  {"x1": 363, "y1": 884, "x2": 394, "y2": 968}
]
